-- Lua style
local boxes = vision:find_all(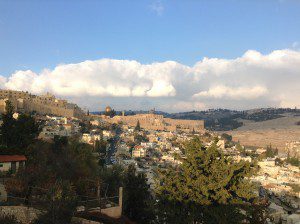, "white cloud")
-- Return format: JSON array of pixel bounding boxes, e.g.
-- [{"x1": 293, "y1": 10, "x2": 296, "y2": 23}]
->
[
  {"x1": 193, "y1": 85, "x2": 268, "y2": 100},
  {"x1": 1, "y1": 49, "x2": 300, "y2": 111},
  {"x1": 149, "y1": 1, "x2": 164, "y2": 16}
]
